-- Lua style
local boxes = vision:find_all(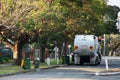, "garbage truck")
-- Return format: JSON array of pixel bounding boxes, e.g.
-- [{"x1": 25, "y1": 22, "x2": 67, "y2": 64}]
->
[{"x1": 74, "y1": 35, "x2": 102, "y2": 65}]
